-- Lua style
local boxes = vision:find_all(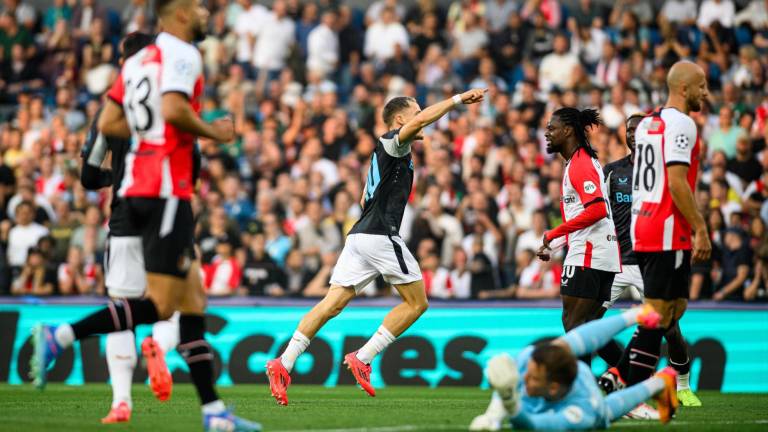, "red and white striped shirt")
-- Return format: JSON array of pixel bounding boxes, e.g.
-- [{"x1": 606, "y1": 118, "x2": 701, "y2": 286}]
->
[
  {"x1": 631, "y1": 108, "x2": 700, "y2": 252},
  {"x1": 107, "y1": 32, "x2": 204, "y2": 201}
]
